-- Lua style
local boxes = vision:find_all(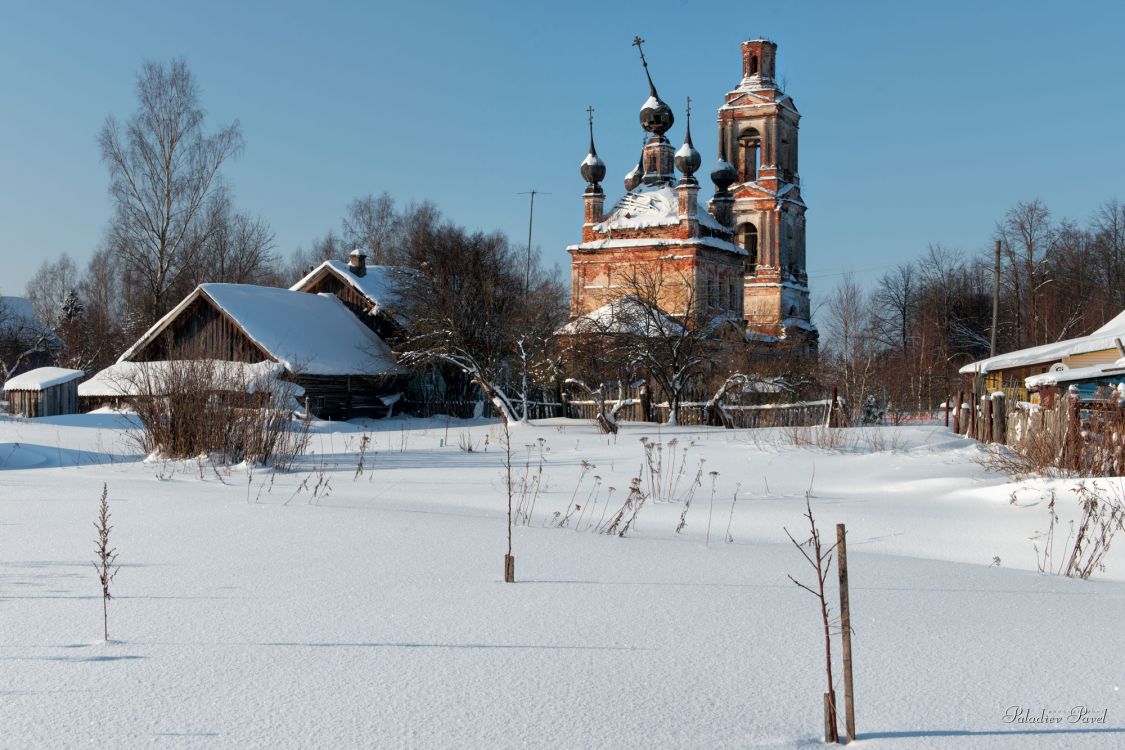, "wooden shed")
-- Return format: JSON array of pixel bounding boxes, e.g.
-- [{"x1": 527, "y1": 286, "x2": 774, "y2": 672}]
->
[{"x1": 3, "y1": 367, "x2": 84, "y2": 417}]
